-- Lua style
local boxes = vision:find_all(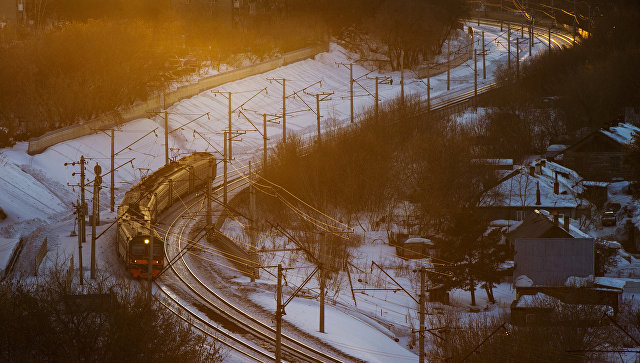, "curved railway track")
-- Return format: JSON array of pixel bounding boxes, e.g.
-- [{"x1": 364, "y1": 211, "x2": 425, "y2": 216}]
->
[{"x1": 150, "y1": 18, "x2": 574, "y2": 362}]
